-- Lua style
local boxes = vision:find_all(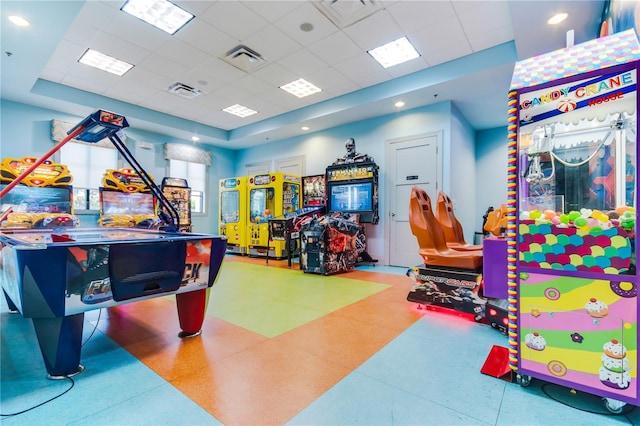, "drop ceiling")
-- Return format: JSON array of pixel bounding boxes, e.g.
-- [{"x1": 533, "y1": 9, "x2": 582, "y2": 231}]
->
[{"x1": 0, "y1": 0, "x2": 604, "y2": 149}]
